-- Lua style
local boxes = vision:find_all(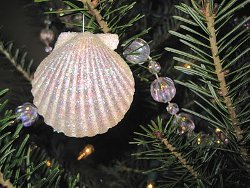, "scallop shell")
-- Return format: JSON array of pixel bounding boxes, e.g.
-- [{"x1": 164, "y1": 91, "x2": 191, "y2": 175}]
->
[{"x1": 31, "y1": 32, "x2": 135, "y2": 137}]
